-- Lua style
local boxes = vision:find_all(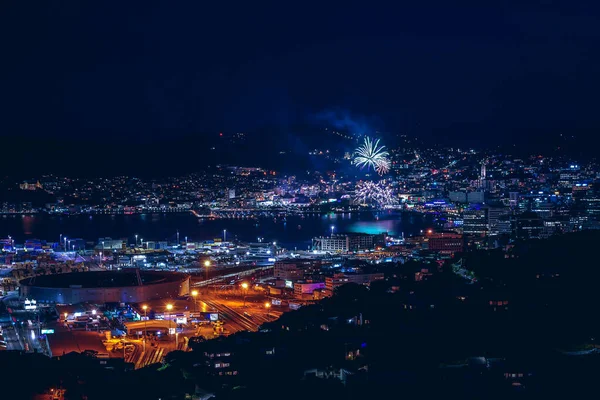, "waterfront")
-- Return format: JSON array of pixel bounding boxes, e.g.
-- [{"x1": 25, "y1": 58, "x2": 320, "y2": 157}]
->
[{"x1": 0, "y1": 211, "x2": 433, "y2": 249}]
